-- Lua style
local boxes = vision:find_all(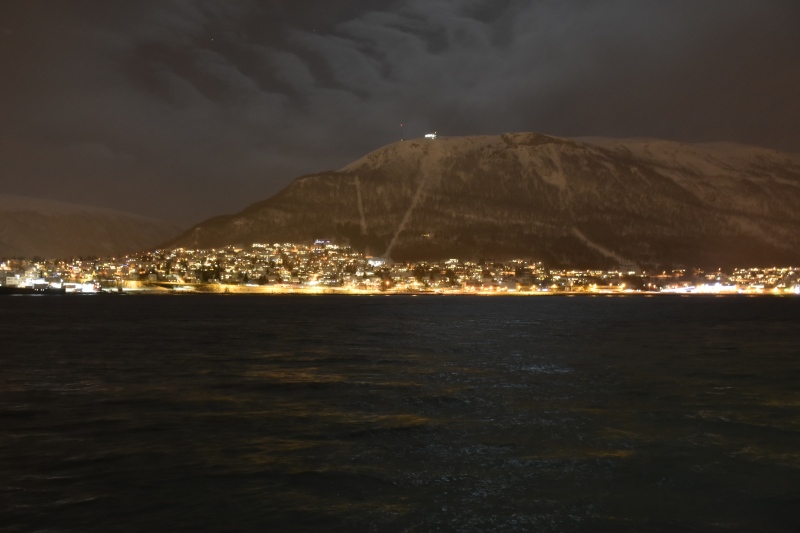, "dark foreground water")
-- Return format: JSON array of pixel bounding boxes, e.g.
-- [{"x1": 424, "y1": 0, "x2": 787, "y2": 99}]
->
[{"x1": 1, "y1": 295, "x2": 799, "y2": 532}]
